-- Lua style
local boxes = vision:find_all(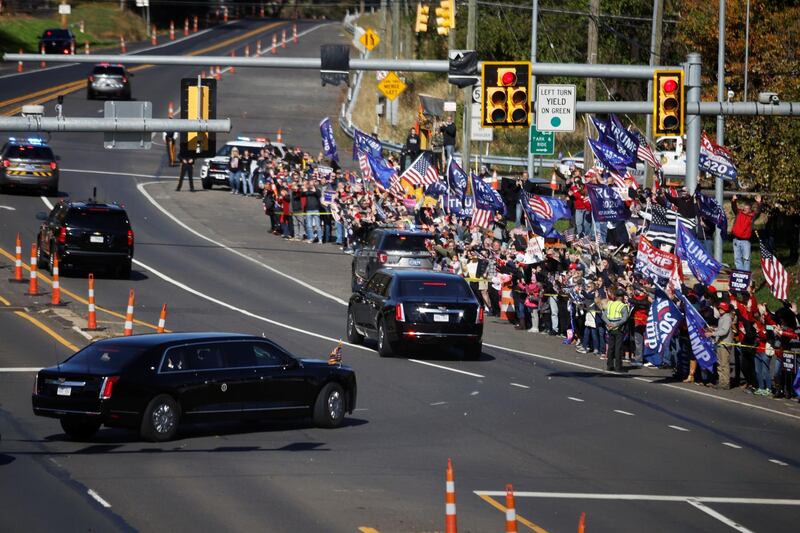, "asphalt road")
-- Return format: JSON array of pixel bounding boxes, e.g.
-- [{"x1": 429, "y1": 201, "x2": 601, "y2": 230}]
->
[{"x1": 1, "y1": 17, "x2": 799, "y2": 533}]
